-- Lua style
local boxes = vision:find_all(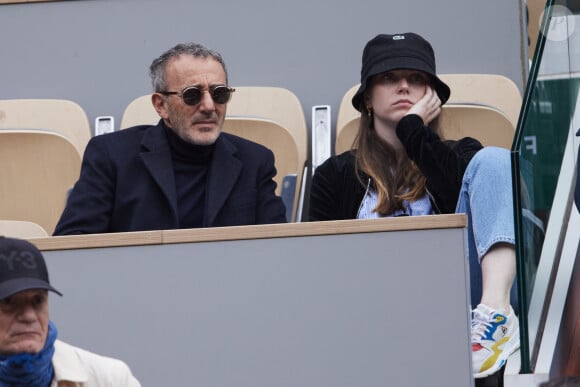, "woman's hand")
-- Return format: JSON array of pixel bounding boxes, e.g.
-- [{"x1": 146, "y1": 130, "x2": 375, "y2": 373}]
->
[{"x1": 405, "y1": 87, "x2": 441, "y2": 125}]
